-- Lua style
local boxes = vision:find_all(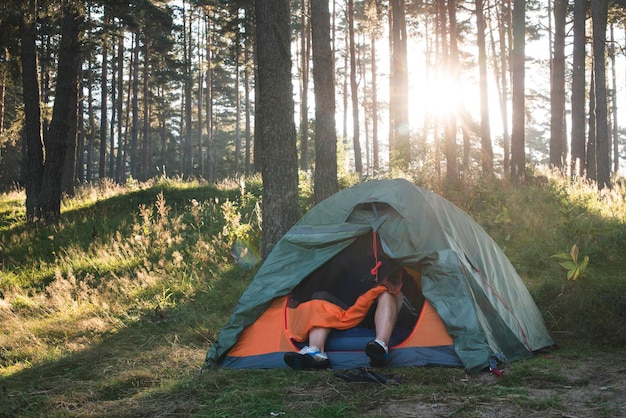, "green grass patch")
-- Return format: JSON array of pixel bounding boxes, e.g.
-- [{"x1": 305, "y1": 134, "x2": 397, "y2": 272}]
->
[{"x1": 0, "y1": 171, "x2": 625, "y2": 416}]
